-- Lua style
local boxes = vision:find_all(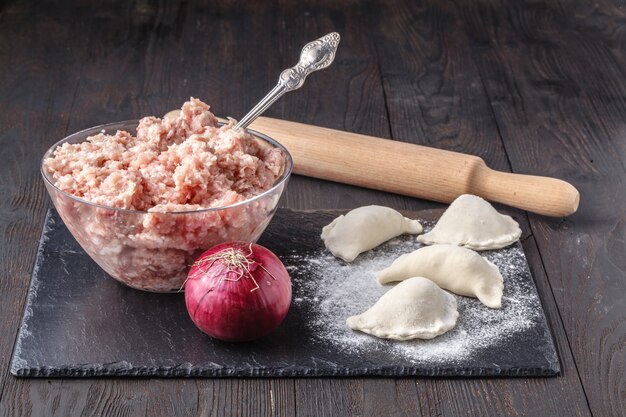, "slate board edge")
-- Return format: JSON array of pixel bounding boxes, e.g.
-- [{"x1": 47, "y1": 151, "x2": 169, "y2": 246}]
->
[
  {"x1": 513, "y1": 239, "x2": 562, "y2": 376},
  {"x1": 12, "y1": 363, "x2": 560, "y2": 378},
  {"x1": 10, "y1": 210, "x2": 54, "y2": 378}
]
